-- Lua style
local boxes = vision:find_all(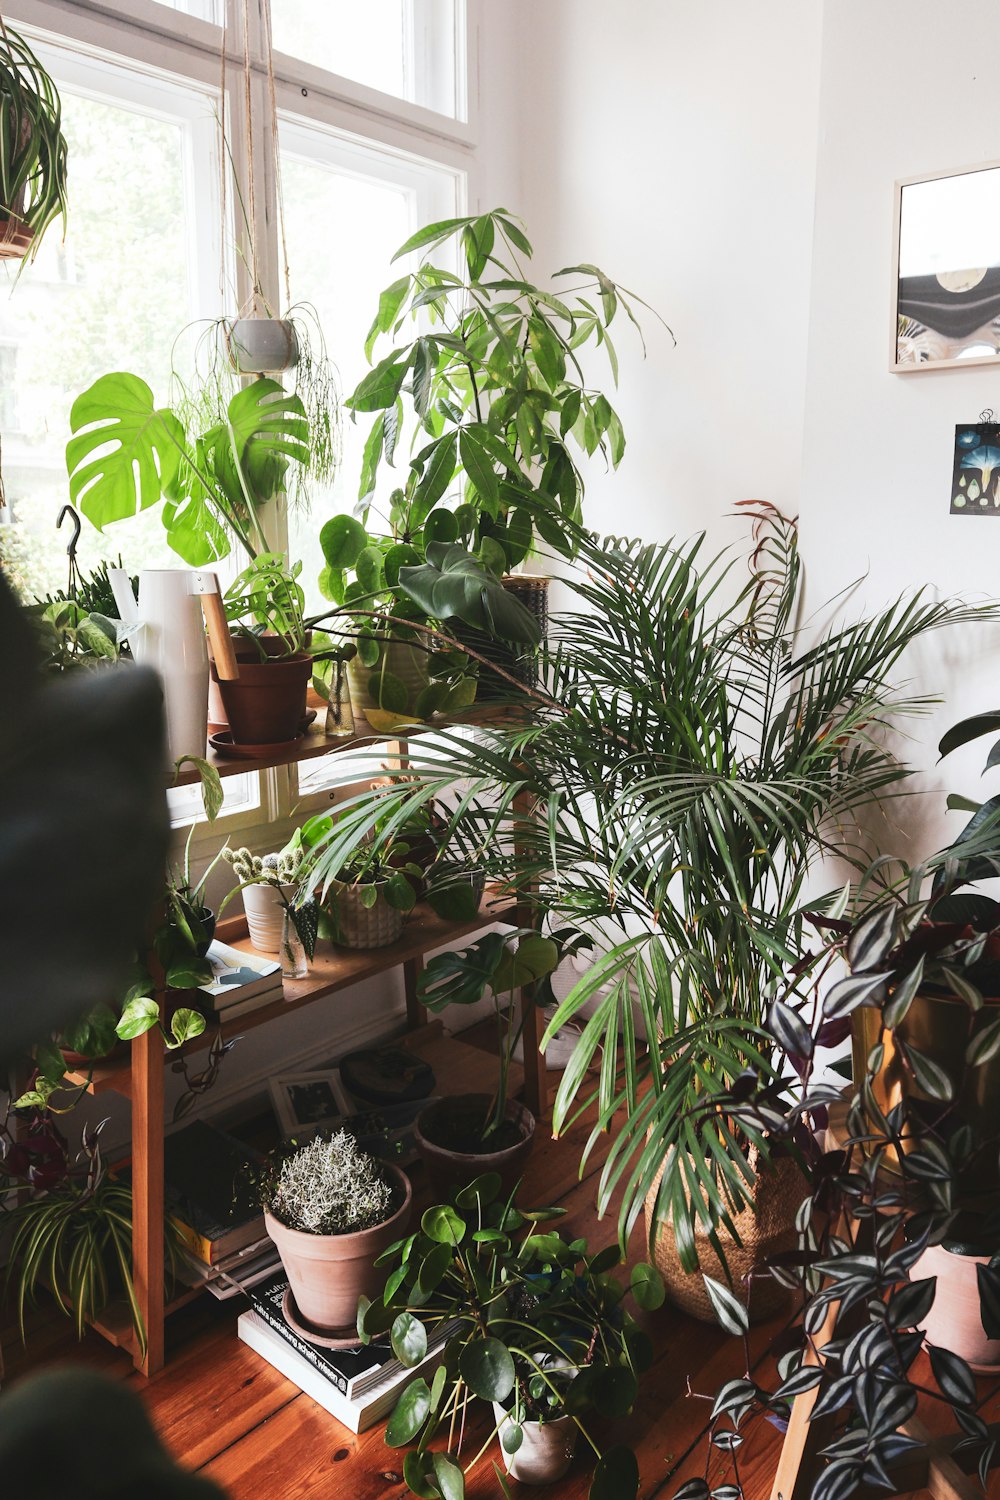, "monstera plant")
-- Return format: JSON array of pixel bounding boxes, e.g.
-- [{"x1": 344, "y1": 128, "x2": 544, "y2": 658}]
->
[{"x1": 65, "y1": 373, "x2": 309, "y2": 566}]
